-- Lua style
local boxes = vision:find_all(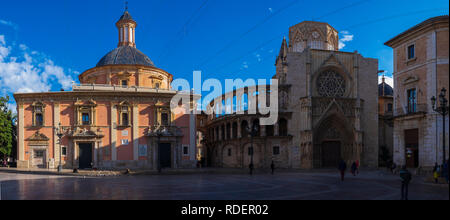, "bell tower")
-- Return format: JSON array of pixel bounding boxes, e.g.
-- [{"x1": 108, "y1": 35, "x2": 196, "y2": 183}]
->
[
  {"x1": 116, "y1": 3, "x2": 137, "y2": 48},
  {"x1": 289, "y1": 21, "x2": 339, "y2": 53}
]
